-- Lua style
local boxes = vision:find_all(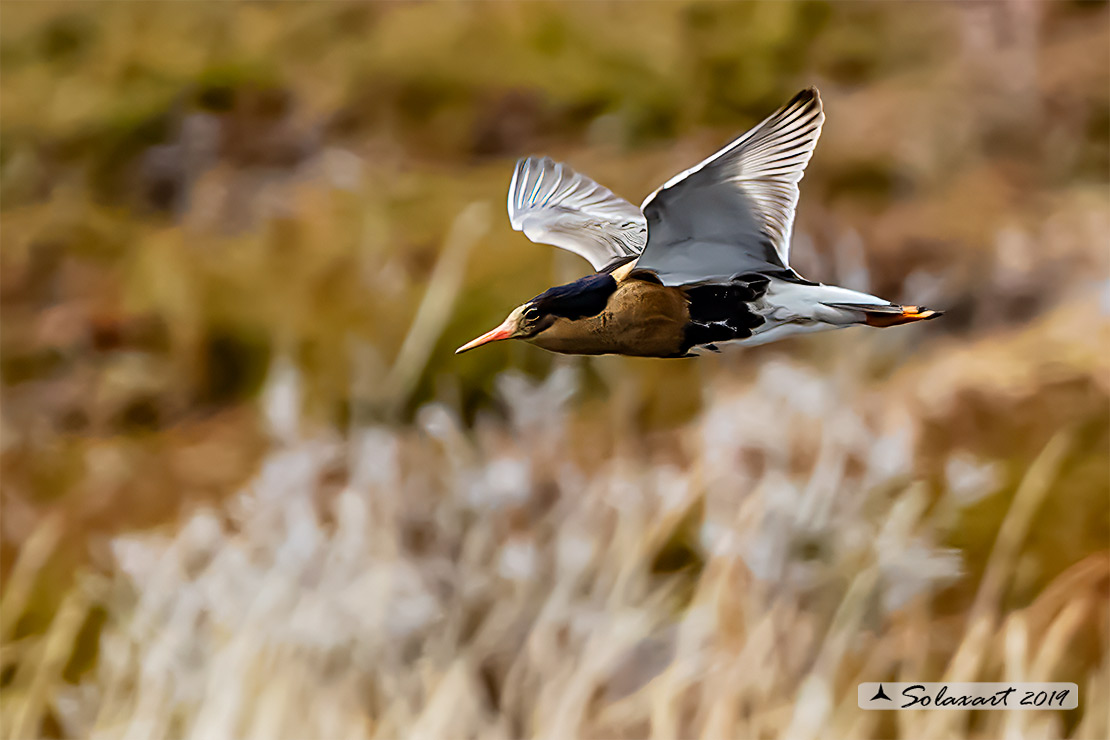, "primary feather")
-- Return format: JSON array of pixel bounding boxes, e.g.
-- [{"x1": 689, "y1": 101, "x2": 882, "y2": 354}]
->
[
  {"x1": 507, "y1": 156, "x2": 647, "y2": 271},
  {"x1": 636, "y1": 88, "x2": 825, "y2": 285}
]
